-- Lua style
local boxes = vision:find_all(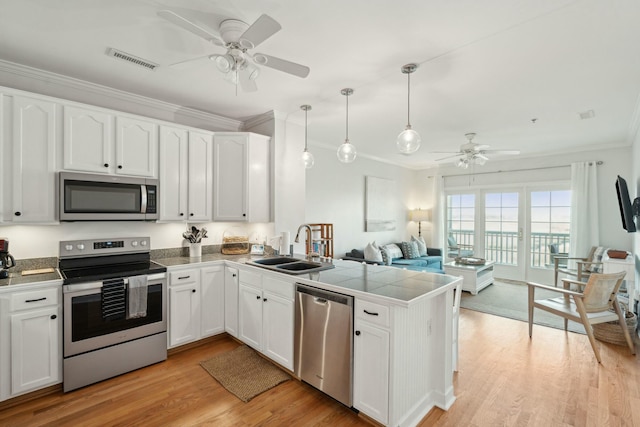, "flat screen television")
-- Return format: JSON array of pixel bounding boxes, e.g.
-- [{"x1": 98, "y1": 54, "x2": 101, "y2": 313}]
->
[{"x1": 615, "y1": 175, "x2": 639, "y2": 232}]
